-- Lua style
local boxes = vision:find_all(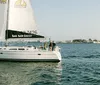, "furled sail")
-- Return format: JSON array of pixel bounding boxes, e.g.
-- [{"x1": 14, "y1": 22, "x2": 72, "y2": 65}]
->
[
  {"x1": 6, "y1": 0, "x2": 44, "y2": 39},
  {"x1": 0, "y1": 0, "x2": 7, "y2": 41}
]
